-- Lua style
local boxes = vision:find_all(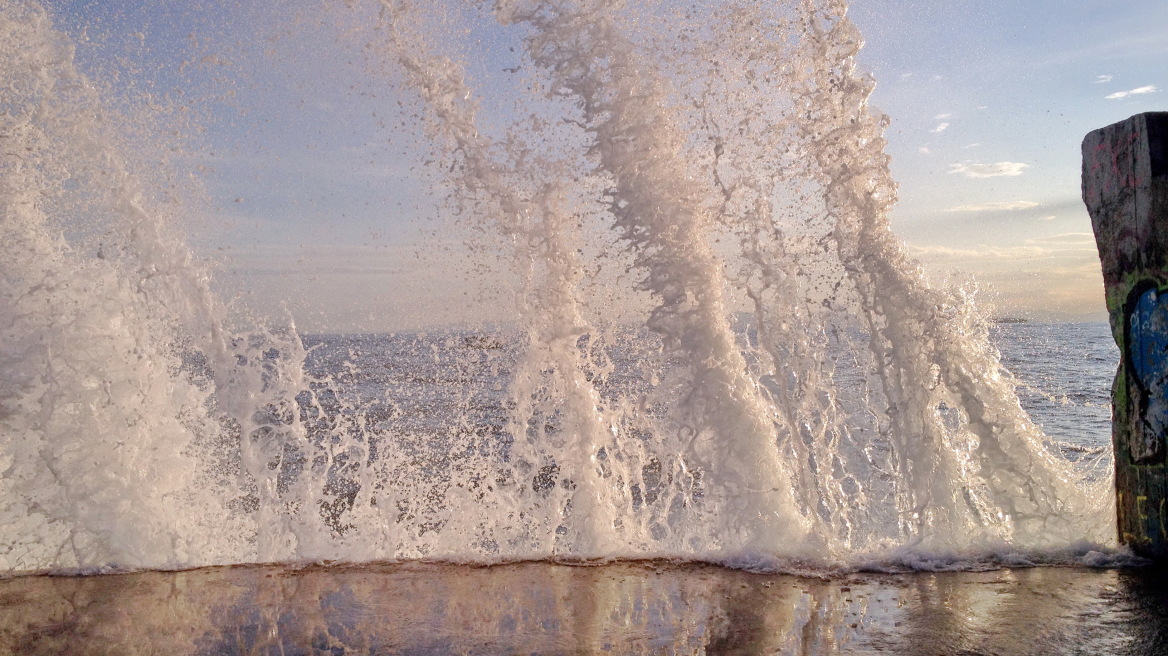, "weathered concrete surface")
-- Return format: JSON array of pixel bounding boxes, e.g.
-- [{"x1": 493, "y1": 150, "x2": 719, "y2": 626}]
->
[{"x1": 1084, "y1": 112, "x2": 1168, "y2": 558}]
